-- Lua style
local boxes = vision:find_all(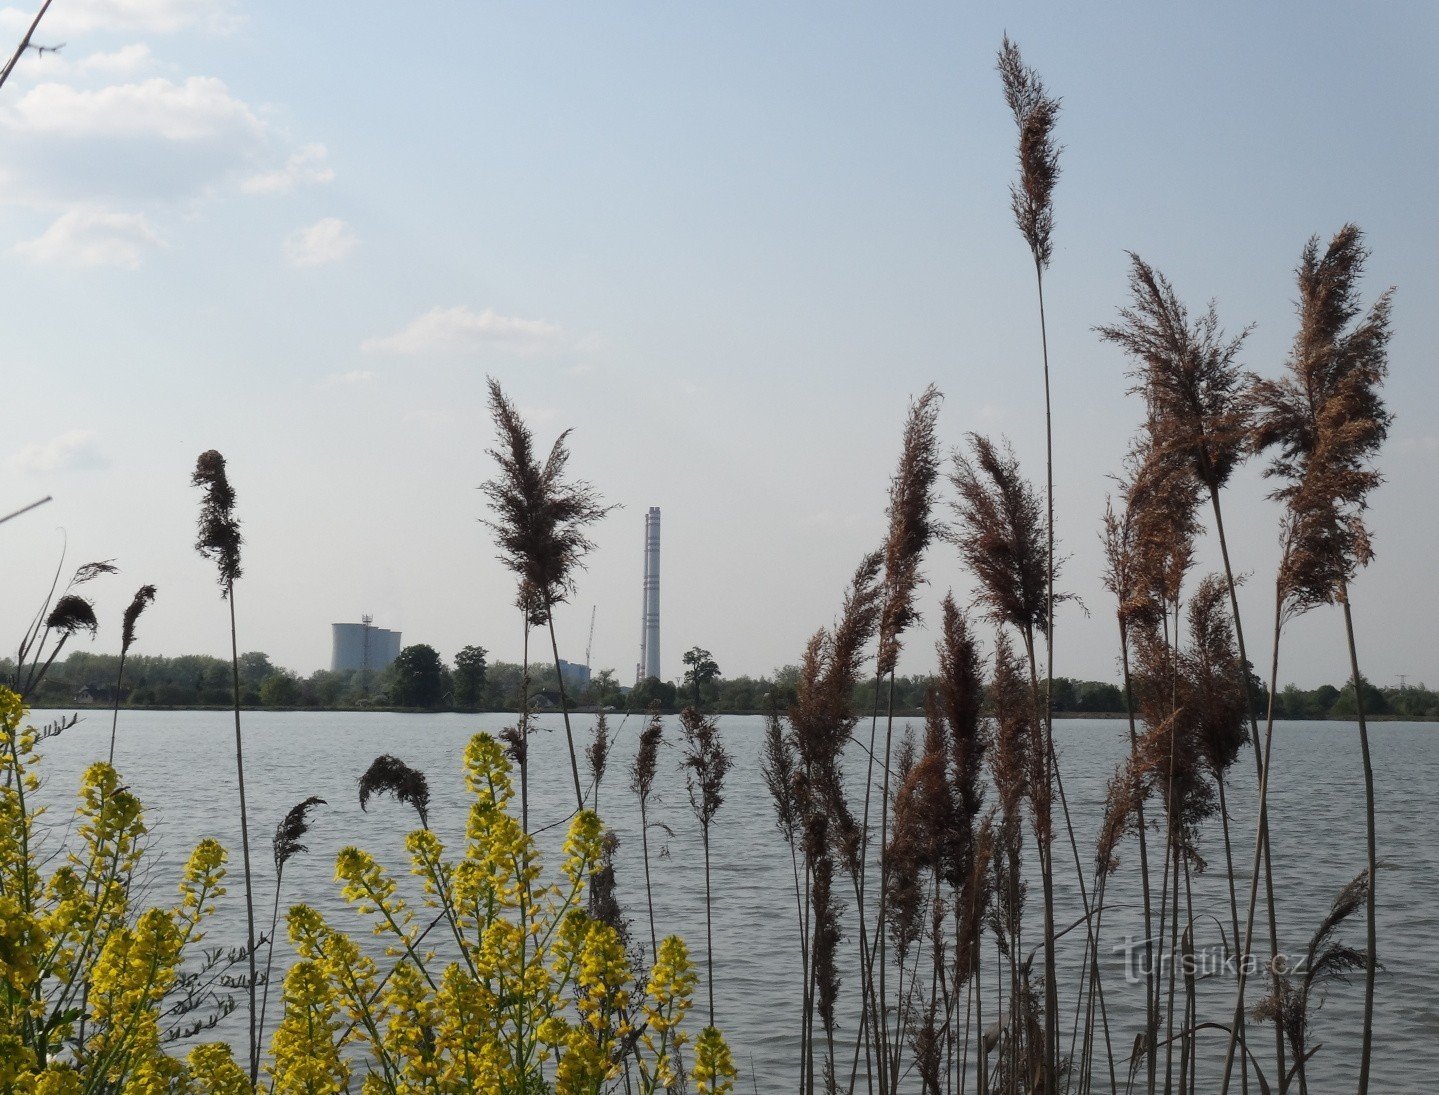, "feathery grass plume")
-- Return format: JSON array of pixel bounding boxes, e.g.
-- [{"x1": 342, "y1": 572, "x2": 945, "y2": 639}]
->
[
  {"x1": 809, "y1": 831, "x2": 843, "y2": 1086},
  {"x1": 1253, "y1": 871, "x2": 1374, "y2": 1089},
  {"x1": 44, "y1": 593, "x2": 98, "y2": 637},
  {"x1": 876, "y1": 384, "x2": 943, "y2": 677},
  {"x1": 1183, "y1": 575, "x2": 1249, "y2": 775},
  {"x1": 1251, "y1": 226, "x2": 1393, "y2": 618},
  {"x1": 260, "y1": 795, "x2": 326, "y2": 1046},
  {"x1": 192, "y1": 450, "x2": 242, "y2": 593},
  {"x1": 884, "y1": 729, "x2": 925, "y2": 960},
  {"x1": 936, "y1": 595, "x2": 987, "y2": 891},
  {"x1": 586, "y1": 709, "x2": 611, "y2": 807},
  {"x1": 273, "y1": 795, "x2": 327, "y2": 872},
  {"x1": 681, "y1": 705, "x2": 732, "y2": 1029},
  {"x1": 760, "y1": 706, "x2": 800, "y2": 847},
  {"x1": 1095, "y1": 763, "x2": 1144, "y2": 880},
  {"x1": 998, "y1": 35, "x2": 1061, "y2": 271},
  {"x1": 358, "y1": 754, "x2": 430, "y2": 829},
  {"x1": 949, "y1": 435, "x2": 1056, "y2": 638},
  {"x1": 1098, "y1": 254, "x2": 1253, "y2": 492},
  {"x1": 108, "y1": 584, "x2": 158, "y2": 765},
  {"x1": 1131, "y1": 626, "x2": 1215, "y2": 865},
  {"x1": 988, "y1": 631, "x2": 1045, "y2": 838},
  {"x1": 120, "y1": 584, "x2": 156, "y2": 655},
  {"x1": 190, "y1": 448, "x2": 258, "y2": 1081},
  {"x1": 629, "y1": 703, "x2": 665, "y2": 960},
  {"x1": 480, "y1": 377, "x2": 615, "y2": 810},
  {"x1": 1243, "y1": 224, "x2": 1392, "y2": 1095},
  {"x1": 15, "y1": 556, "x2": 114, "y2": 699}
]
